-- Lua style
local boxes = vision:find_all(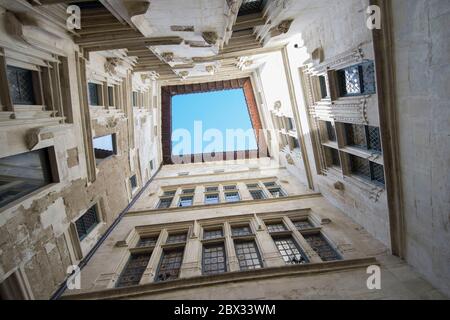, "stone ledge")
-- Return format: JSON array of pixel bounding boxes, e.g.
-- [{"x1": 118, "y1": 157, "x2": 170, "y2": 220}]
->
[{"x1": 62, "y1": 257, "x2": 377, "y2": 300}]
